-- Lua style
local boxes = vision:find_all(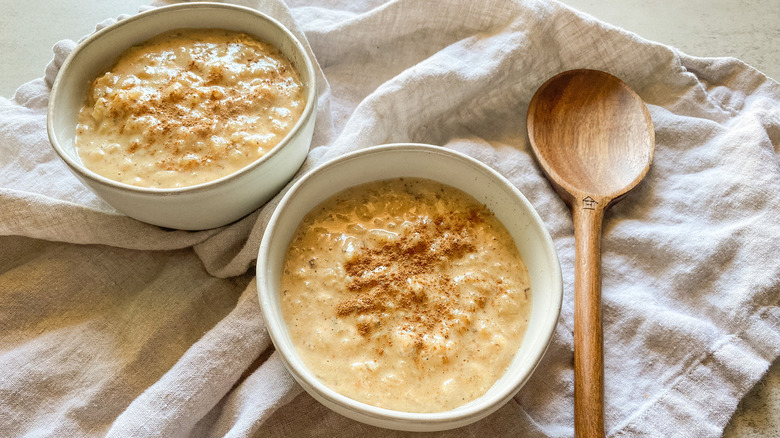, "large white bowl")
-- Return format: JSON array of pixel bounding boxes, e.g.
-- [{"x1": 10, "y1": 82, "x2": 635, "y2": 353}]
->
[
  {"x1": 257, "y1": 143, "x2": 562, "y2": 431},
  {"x1": 47, "y1": 2, "x2": 317, "y2": 230}
]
